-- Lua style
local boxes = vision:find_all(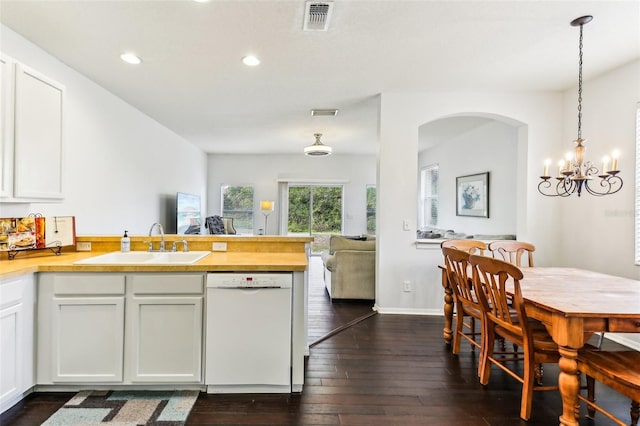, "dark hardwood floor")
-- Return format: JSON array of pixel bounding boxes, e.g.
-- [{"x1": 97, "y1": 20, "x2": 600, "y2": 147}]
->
[{"x1": 1, "y1": 256, "x2": 632, "y2": 425}]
